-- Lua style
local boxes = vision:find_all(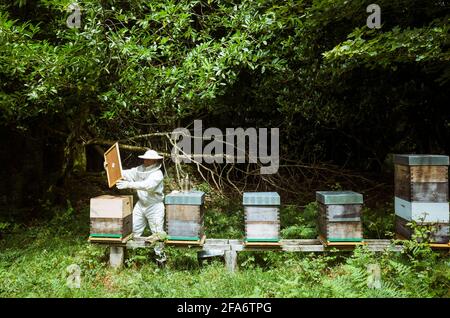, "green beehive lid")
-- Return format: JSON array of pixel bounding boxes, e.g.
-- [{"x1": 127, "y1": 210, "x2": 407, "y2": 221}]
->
[
  {"x1": 393, "y1": 154, "x2": 449, "y2": 166},
  {"x1": 165, "y1": 191, "x2": 205, "y2": 205},
  {"x1": 316, "y1": 191, "x2": 363, "y2": 205},
  {"x1": 243, "y1": 192, "x2": 280, "y2": 206}
]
